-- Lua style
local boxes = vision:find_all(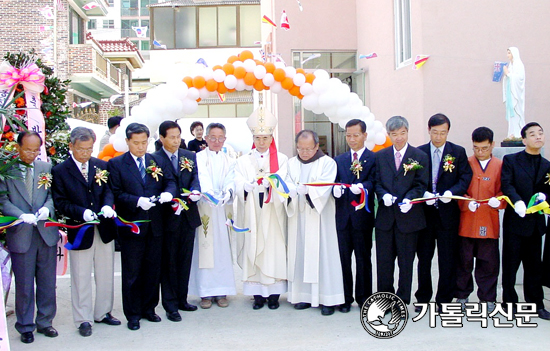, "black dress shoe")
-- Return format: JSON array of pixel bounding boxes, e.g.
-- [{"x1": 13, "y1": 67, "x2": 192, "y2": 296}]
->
[
  {"x1": 78, "y1": 322, "x2": 92, "y2": 337},
  {"x1": 267, "y1": 295, "x2": 280, "y2": 309},
  {"x1": 294, "y1": 302, "x2": 312, "y2": 310},
  {"x1": 253, "y1": 296, "x2": 266, "y2": 310},
  {"x1": 127, "y1": 320, "x2": 140, "y2": 331},
  {"x1": 96, "y1": 313, "x2": 121, "y2": 326},
  {"x1": 167, "y1": 311, "x2": 182, "y2": 322},
  {"x1": 178, "y1": 302, "x2": 198, "y2": 312},
  {"x1": 37, "y1": 326, "x2": 58, "y2": 337},
  {"x1": 537, "y1": 308, "x2": 550, "y2": 320},
  {"x1": 338, "y1": 303, "x2": 351, "y2": 313},
  {"x1": 21, "y1": 332, "x2": 34, "y2": 344},
  {"x1": 321, "y1": 305, "x2": 335, "y2": 316},
  {"x1": 143, "y1": 313, "x2": 162, "y2": 322}
]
